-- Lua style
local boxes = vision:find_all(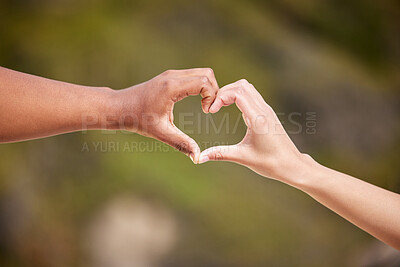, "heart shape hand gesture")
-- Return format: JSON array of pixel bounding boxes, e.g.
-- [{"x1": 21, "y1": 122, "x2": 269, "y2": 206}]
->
[
  {"x1": 2, "y1": 67, "x2": 398, "y2": 251},
  {"x1": 112, "y1": 69, "x2": 303, "y2": 182}
]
